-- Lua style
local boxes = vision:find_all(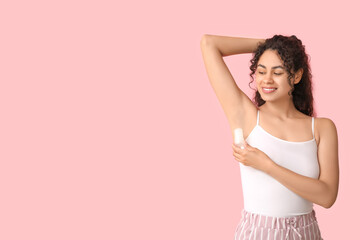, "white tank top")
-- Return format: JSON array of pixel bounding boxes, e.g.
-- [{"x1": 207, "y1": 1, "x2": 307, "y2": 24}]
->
[{"x1": 239, "y1": 109, "x2": 320, "y2": 217}]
